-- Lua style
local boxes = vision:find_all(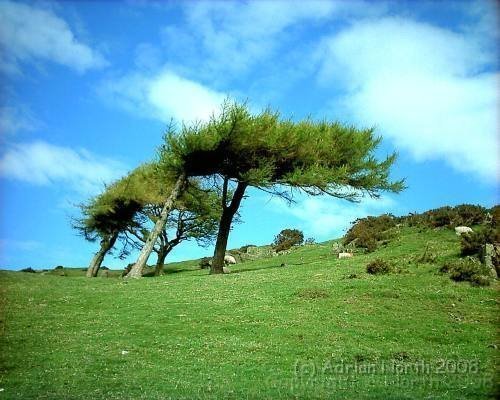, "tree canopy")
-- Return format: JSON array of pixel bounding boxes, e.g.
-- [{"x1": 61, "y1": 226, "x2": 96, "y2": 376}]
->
[
  {"x1": 132, "y1": 101, "x2": 403, "y2": 275},
  {"x1": 160, "y1": 101, "x2": 403, "y2": 200}
]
